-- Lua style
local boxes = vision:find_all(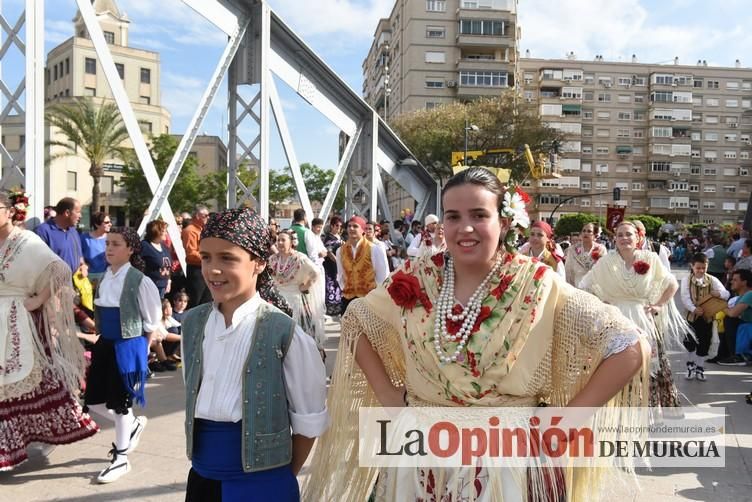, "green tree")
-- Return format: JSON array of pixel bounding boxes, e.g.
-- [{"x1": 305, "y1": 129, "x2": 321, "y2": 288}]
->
[
  {"x1": 554, "y1": 213, "x2": 605, "y2": 238},
  {"x1": 390, "y1": 93, "x2": 561, "y2": 184},
  {"x1": 299, "y1": 163, "x2": 345, "y2": 211},
  {"x1": 629, "y1": 214, "x2": 665, "y2": 237},
  {"x1": 119, "y1": 134, "x2": 203, "y2": 216},
  {"x1": 46, "y1": 97, "x2": 131, "y2": 213}
]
